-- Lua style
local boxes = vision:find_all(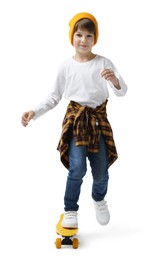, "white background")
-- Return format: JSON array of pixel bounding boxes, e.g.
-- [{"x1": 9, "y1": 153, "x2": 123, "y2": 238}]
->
[{"x1": 0, "y1": 0, "x2": 163, "y2": 259}]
